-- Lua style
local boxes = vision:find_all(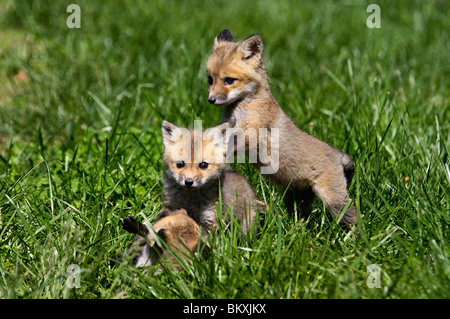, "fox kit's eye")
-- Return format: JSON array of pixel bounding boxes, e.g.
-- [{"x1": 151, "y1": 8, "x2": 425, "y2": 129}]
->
[
  {"x1": 224, "y1": 77, "x2": 236, "y2": 85},
  {"x1": 207, "y1": 75, "x2": 213, "y2": 86},
  {"x1": 176, "y1": 161, "x2": 185, "y2": 168},
  {"x1": 198, "y1": 162, "x2": 209, "y2": 170}
]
